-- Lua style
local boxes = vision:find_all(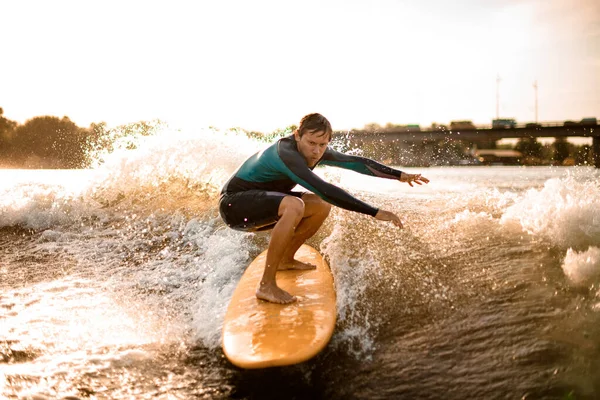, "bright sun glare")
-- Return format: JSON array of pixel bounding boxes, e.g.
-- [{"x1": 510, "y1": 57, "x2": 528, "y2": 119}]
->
[{"x1": 0, "y1": 0, "x2": 598, "y2": 131}]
